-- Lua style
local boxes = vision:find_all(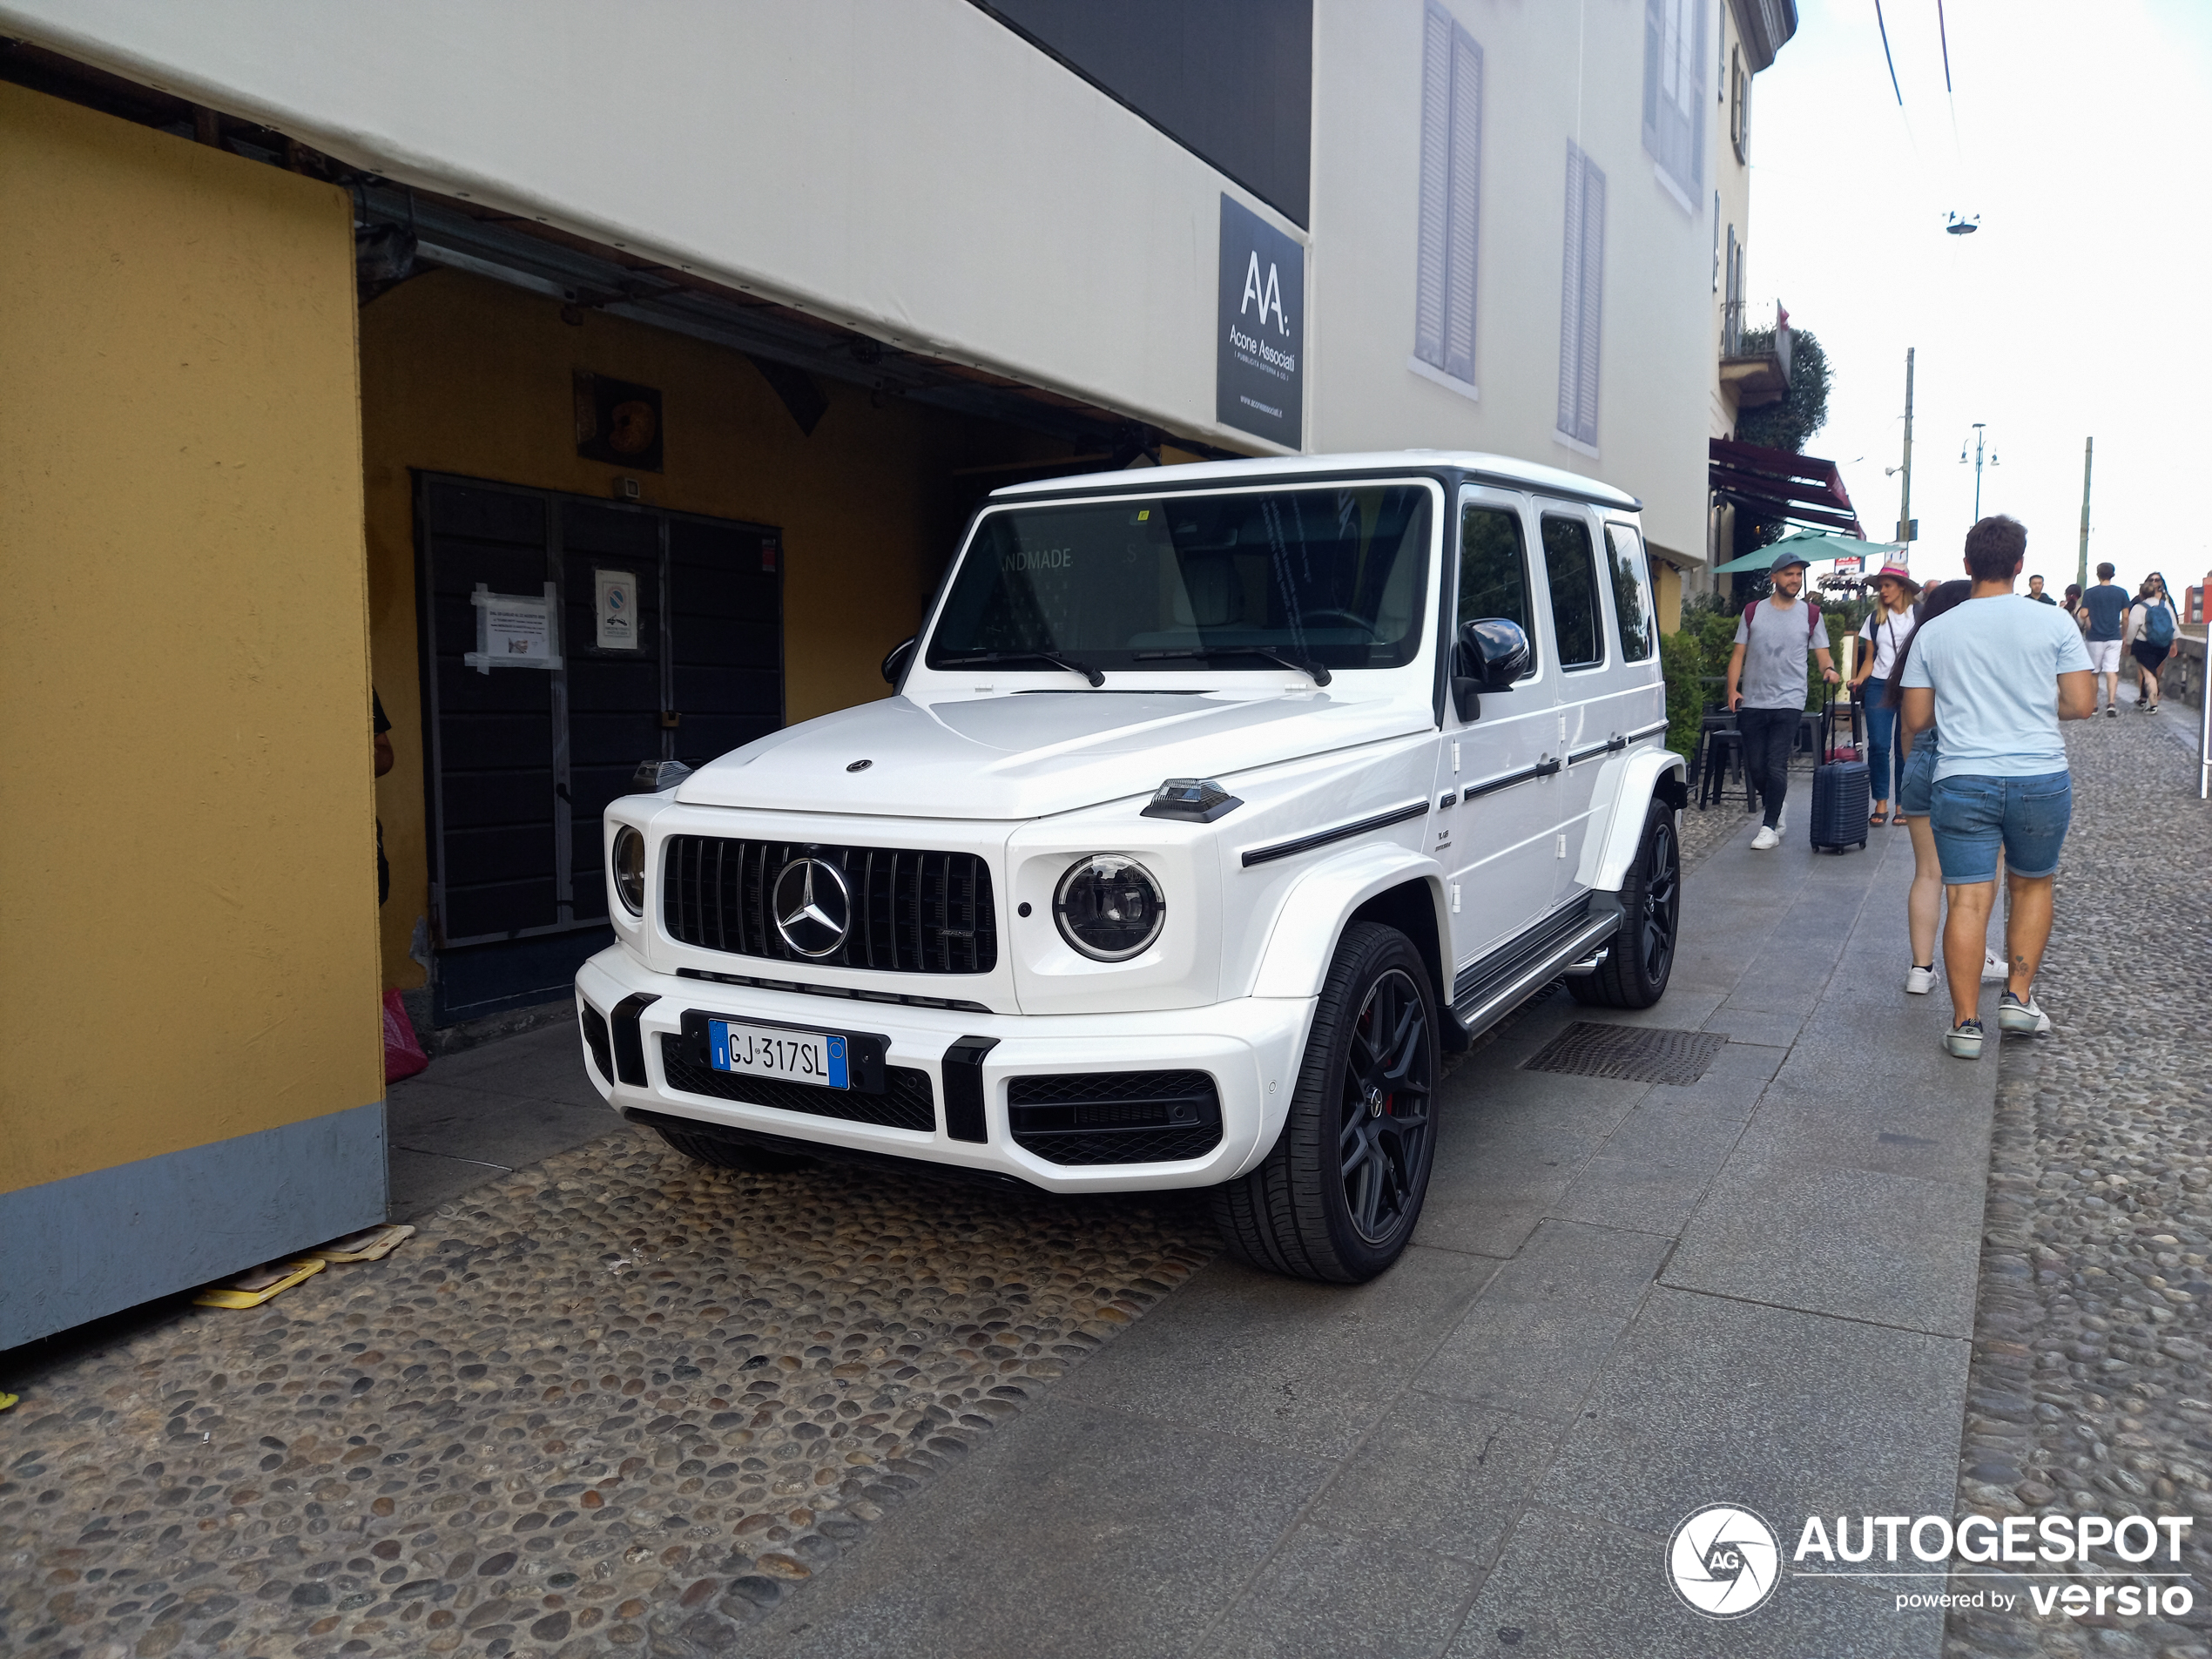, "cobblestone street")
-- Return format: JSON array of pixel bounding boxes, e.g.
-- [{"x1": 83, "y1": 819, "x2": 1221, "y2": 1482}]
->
[
  {"x1": 1947, "y1": 700, "x2": 2212, "y2": 1659},
  {"x1": 0, "y1": 1136, "x2": 1211, "y2": 1657}
]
